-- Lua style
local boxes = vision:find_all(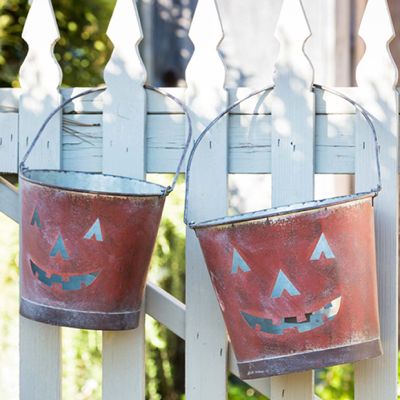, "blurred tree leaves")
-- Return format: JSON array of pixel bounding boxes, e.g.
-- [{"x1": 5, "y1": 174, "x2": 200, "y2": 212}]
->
[
  {"x1": 52, "y1": 0, "x2": 114, "y2": 87},
  {"x1": 315, "y1": 365, "x2": 354, "y2": 400},
  {"x1": 62, "y1": 328, "x2": 102, "y2": 400},
  {"x1": 0, "y1": 0, "x2": 28, "y2": 86},
  {"x1": 0, "y1": 0, "x2": 114, "y2": 87}
]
